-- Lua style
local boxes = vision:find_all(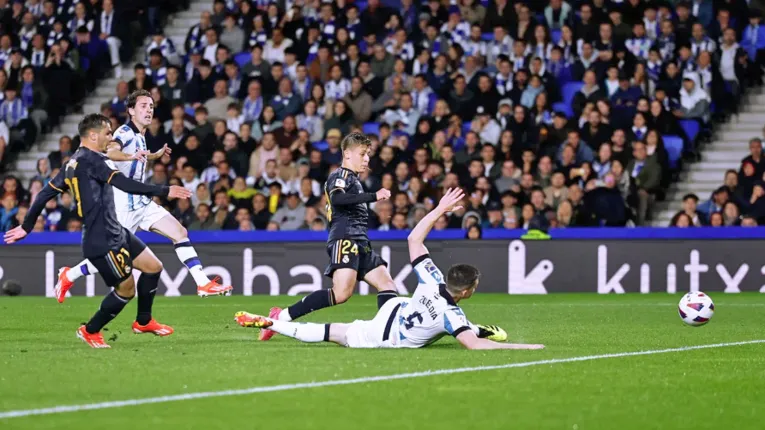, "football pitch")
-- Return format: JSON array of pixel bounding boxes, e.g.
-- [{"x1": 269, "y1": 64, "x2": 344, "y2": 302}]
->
[{"x1": 1, "y1": 293, "x2": 765, "y2": 430}]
